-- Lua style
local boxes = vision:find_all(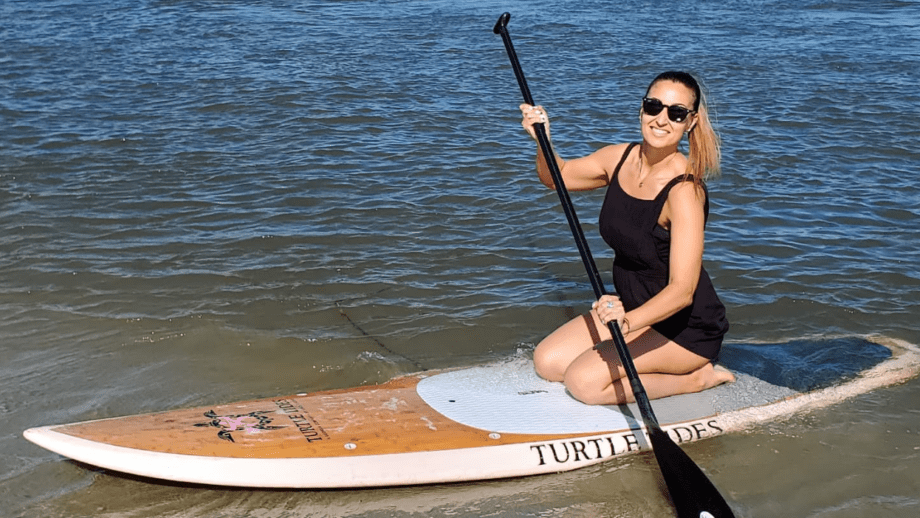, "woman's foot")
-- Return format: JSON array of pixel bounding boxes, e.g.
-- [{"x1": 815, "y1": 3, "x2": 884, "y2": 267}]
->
[{"x1": 698, "y1": 362, "x2": 736, "y2": 391}]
